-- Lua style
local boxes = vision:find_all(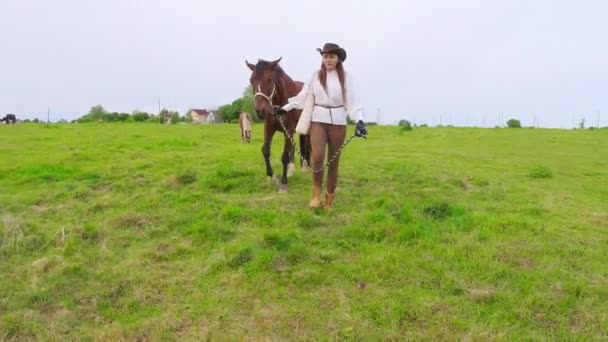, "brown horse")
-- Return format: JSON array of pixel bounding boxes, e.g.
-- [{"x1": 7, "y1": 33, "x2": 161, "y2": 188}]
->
[
  {"x1": 245, "y1": 58, "x2": 311, "y2": 192},
  {"x1": 239, "y1": 112, "x2": 252, "y2": 143}
]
